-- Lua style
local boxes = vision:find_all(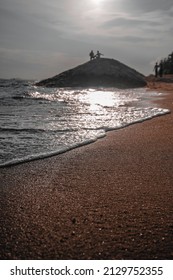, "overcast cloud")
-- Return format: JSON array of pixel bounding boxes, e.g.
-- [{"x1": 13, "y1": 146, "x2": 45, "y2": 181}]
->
[{"x1": 0, "y1": 0, "x2": 173, "y2": 79}]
